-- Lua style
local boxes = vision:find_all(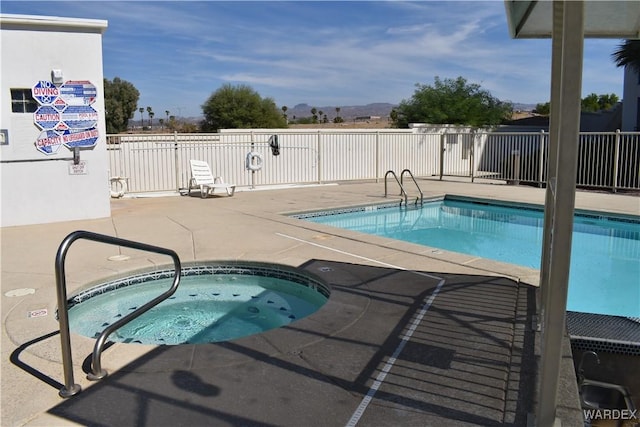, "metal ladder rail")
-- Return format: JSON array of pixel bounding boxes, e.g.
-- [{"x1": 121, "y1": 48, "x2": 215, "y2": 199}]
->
[
  {"x1": 400, "y1": 169, "x2": 424, "y2": 206},
  {"x1": 384, "y1": 170, "x2": 408, "y2": 206},
  {"x1": 55, "y1": 230, "x2": 182, "y2": 398}
]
